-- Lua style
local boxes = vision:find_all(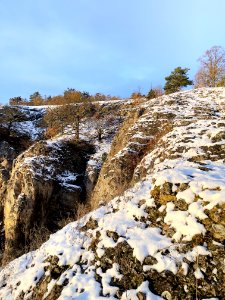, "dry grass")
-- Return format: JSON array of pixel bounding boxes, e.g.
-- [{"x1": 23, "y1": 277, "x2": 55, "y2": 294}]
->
[
  {"x1": 1, "y1": 201, "x2": 92, "y2": 266},
  {"x1": 58, "y1": 202, "x2": 91, "y2": 228},
  {"x1": 44, "y1": 126, "x2": 58, "y2": 139},
  {"x1": 76, "y1": 202, "x2": 91, "y2": 220},
  {"x1": 1, "y1": 224, "x2": 51, "y2": 266},
  {"x1": 24, "y1": 224, "x2": 51, "y2": 253}
]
